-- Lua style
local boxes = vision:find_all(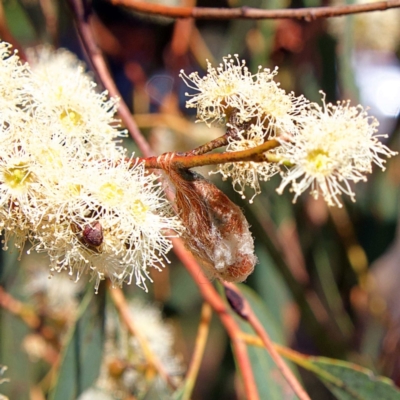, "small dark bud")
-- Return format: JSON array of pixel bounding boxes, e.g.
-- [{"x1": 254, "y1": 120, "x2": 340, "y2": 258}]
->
[
  {"x1": 225, "y1": 285, "x2": 248, "y2": 319},
  {"x1": 82, "y1": 221, "x2": 103, "y2": 247}
]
